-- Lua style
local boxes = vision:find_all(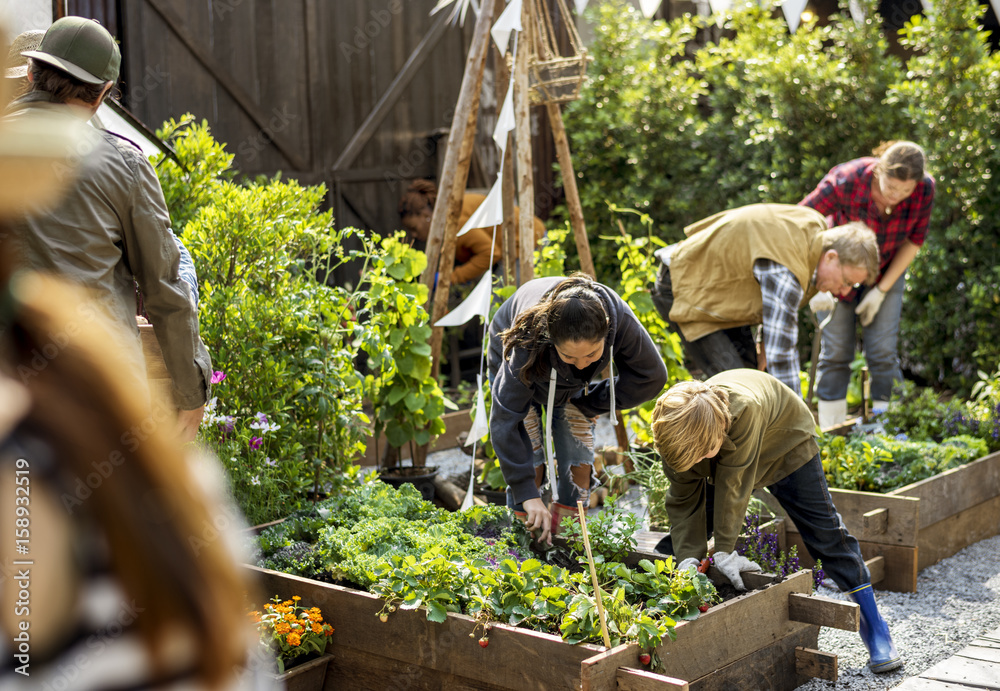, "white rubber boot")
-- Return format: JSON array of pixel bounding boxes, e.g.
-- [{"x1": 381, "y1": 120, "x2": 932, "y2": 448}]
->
[{"x1": 818, "y1": 399, "x2": 847, "y2": 430}]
